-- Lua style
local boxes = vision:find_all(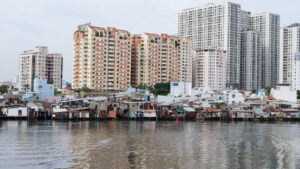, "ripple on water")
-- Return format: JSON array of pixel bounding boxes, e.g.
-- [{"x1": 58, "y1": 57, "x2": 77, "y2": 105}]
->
[{"x1": 0, "y1": 121, "x2": 299, "y2": 169}]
